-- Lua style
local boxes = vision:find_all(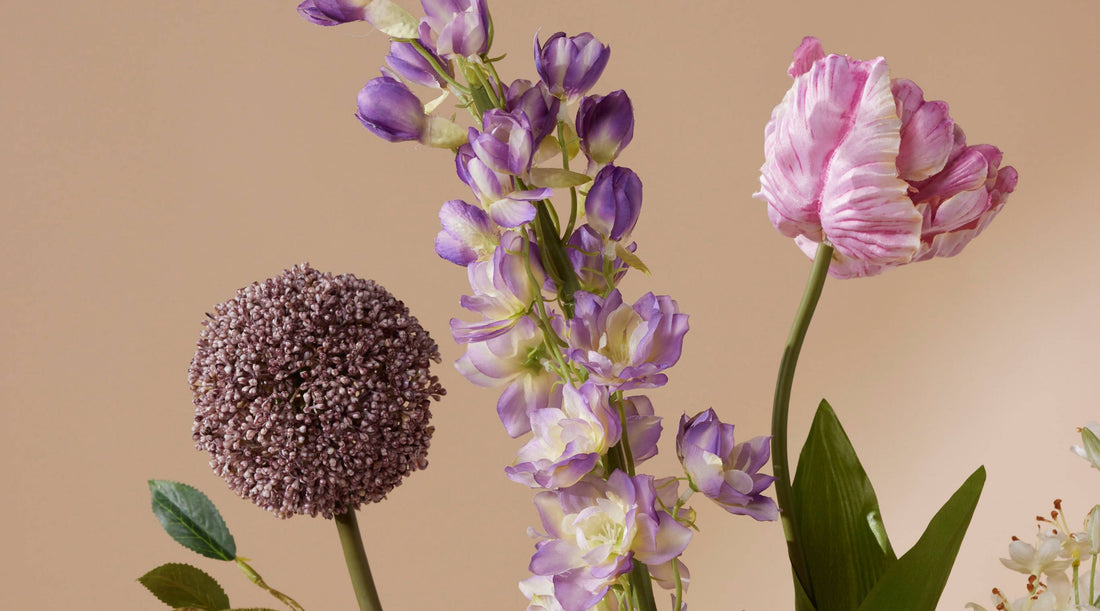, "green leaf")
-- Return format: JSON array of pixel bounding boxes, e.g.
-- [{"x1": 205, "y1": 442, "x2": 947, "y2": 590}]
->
[
  {"x1": 794, "y1": 574, "x2": 816, "y2": 611},
  {"x1": 614, "y1": 243, "x2": 650, "y2": 275},
  {"x1": 138, "y1": 563, "x2": 230, "y2": 610},
  {"x1": 528, "y1": 168, "x2": 592, "y2": 189},
  {"x1": 149, "y1": 480, "x2": 236, "y2": 560},
  {"x1": 857, "y1": 466, "x2": 986, "y2": 611},
  {"x1": 791, "y1": 400, "x2": 896, "y2": 610},
  {"x1": 1081, "y1": 426, "x2": 1100, "y2": 469}
]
